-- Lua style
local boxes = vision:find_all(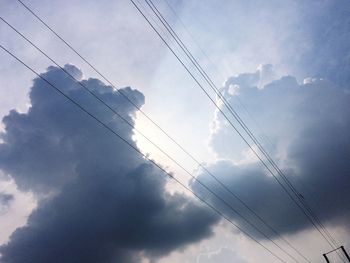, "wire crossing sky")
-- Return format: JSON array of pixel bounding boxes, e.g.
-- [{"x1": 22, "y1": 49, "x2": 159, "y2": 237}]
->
[
  {"x1": 11, "y1": 0, "x2": 332, "y2": 260},
  {"x1": 7, "y1": 2, "x2": 316, "y2": 261},
  {"x1": 1, "y1": 9, "x2": 317, "y2": 262},
  {"x1": 130, "y1": 0, "x2": 343, "y2": 253},
  {"x1": 0, "y1": 0, "x2": 349, "y2": 263},
  {"x1": 0, "y1": 43, "x2": 298, "y2": 263}
]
